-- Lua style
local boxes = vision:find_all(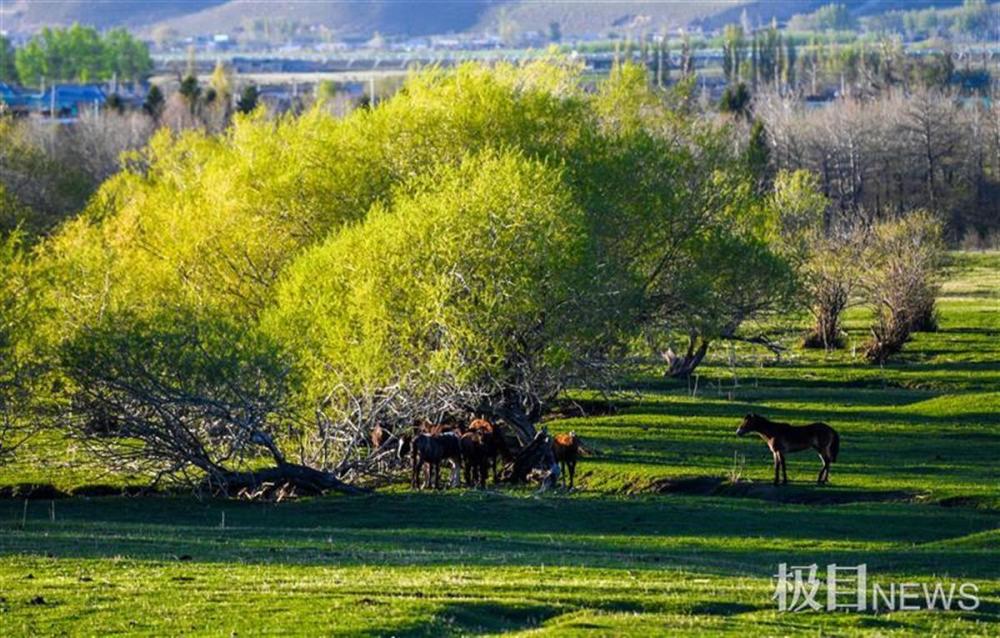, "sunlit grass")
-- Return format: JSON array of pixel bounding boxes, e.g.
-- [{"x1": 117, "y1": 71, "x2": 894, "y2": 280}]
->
[{"x1": 0, "y1": 252, "x2": 997, "y2": 635}]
